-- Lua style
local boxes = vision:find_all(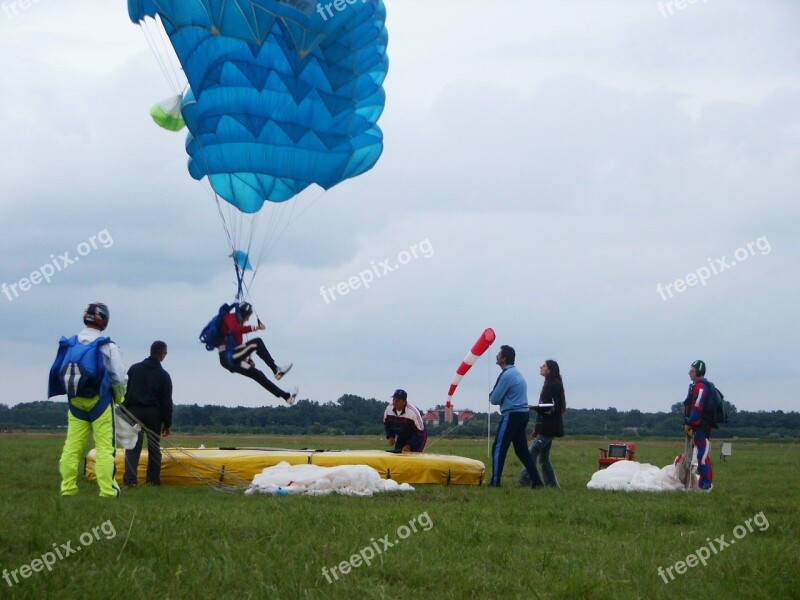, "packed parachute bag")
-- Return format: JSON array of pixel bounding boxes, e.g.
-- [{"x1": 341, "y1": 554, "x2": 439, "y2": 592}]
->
[
  {"x1": 48, "y1": 332, "x2": 119, "y2": 425},
  {"x1": 199, "y1": 303, "x2": 238, "y2": 353},
  {"x1": 49, "y1": 335, "x2": 111, "y2": 400},
  {"x1": 702, "y1": 380, "x2": 729, "y2": 428}
]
